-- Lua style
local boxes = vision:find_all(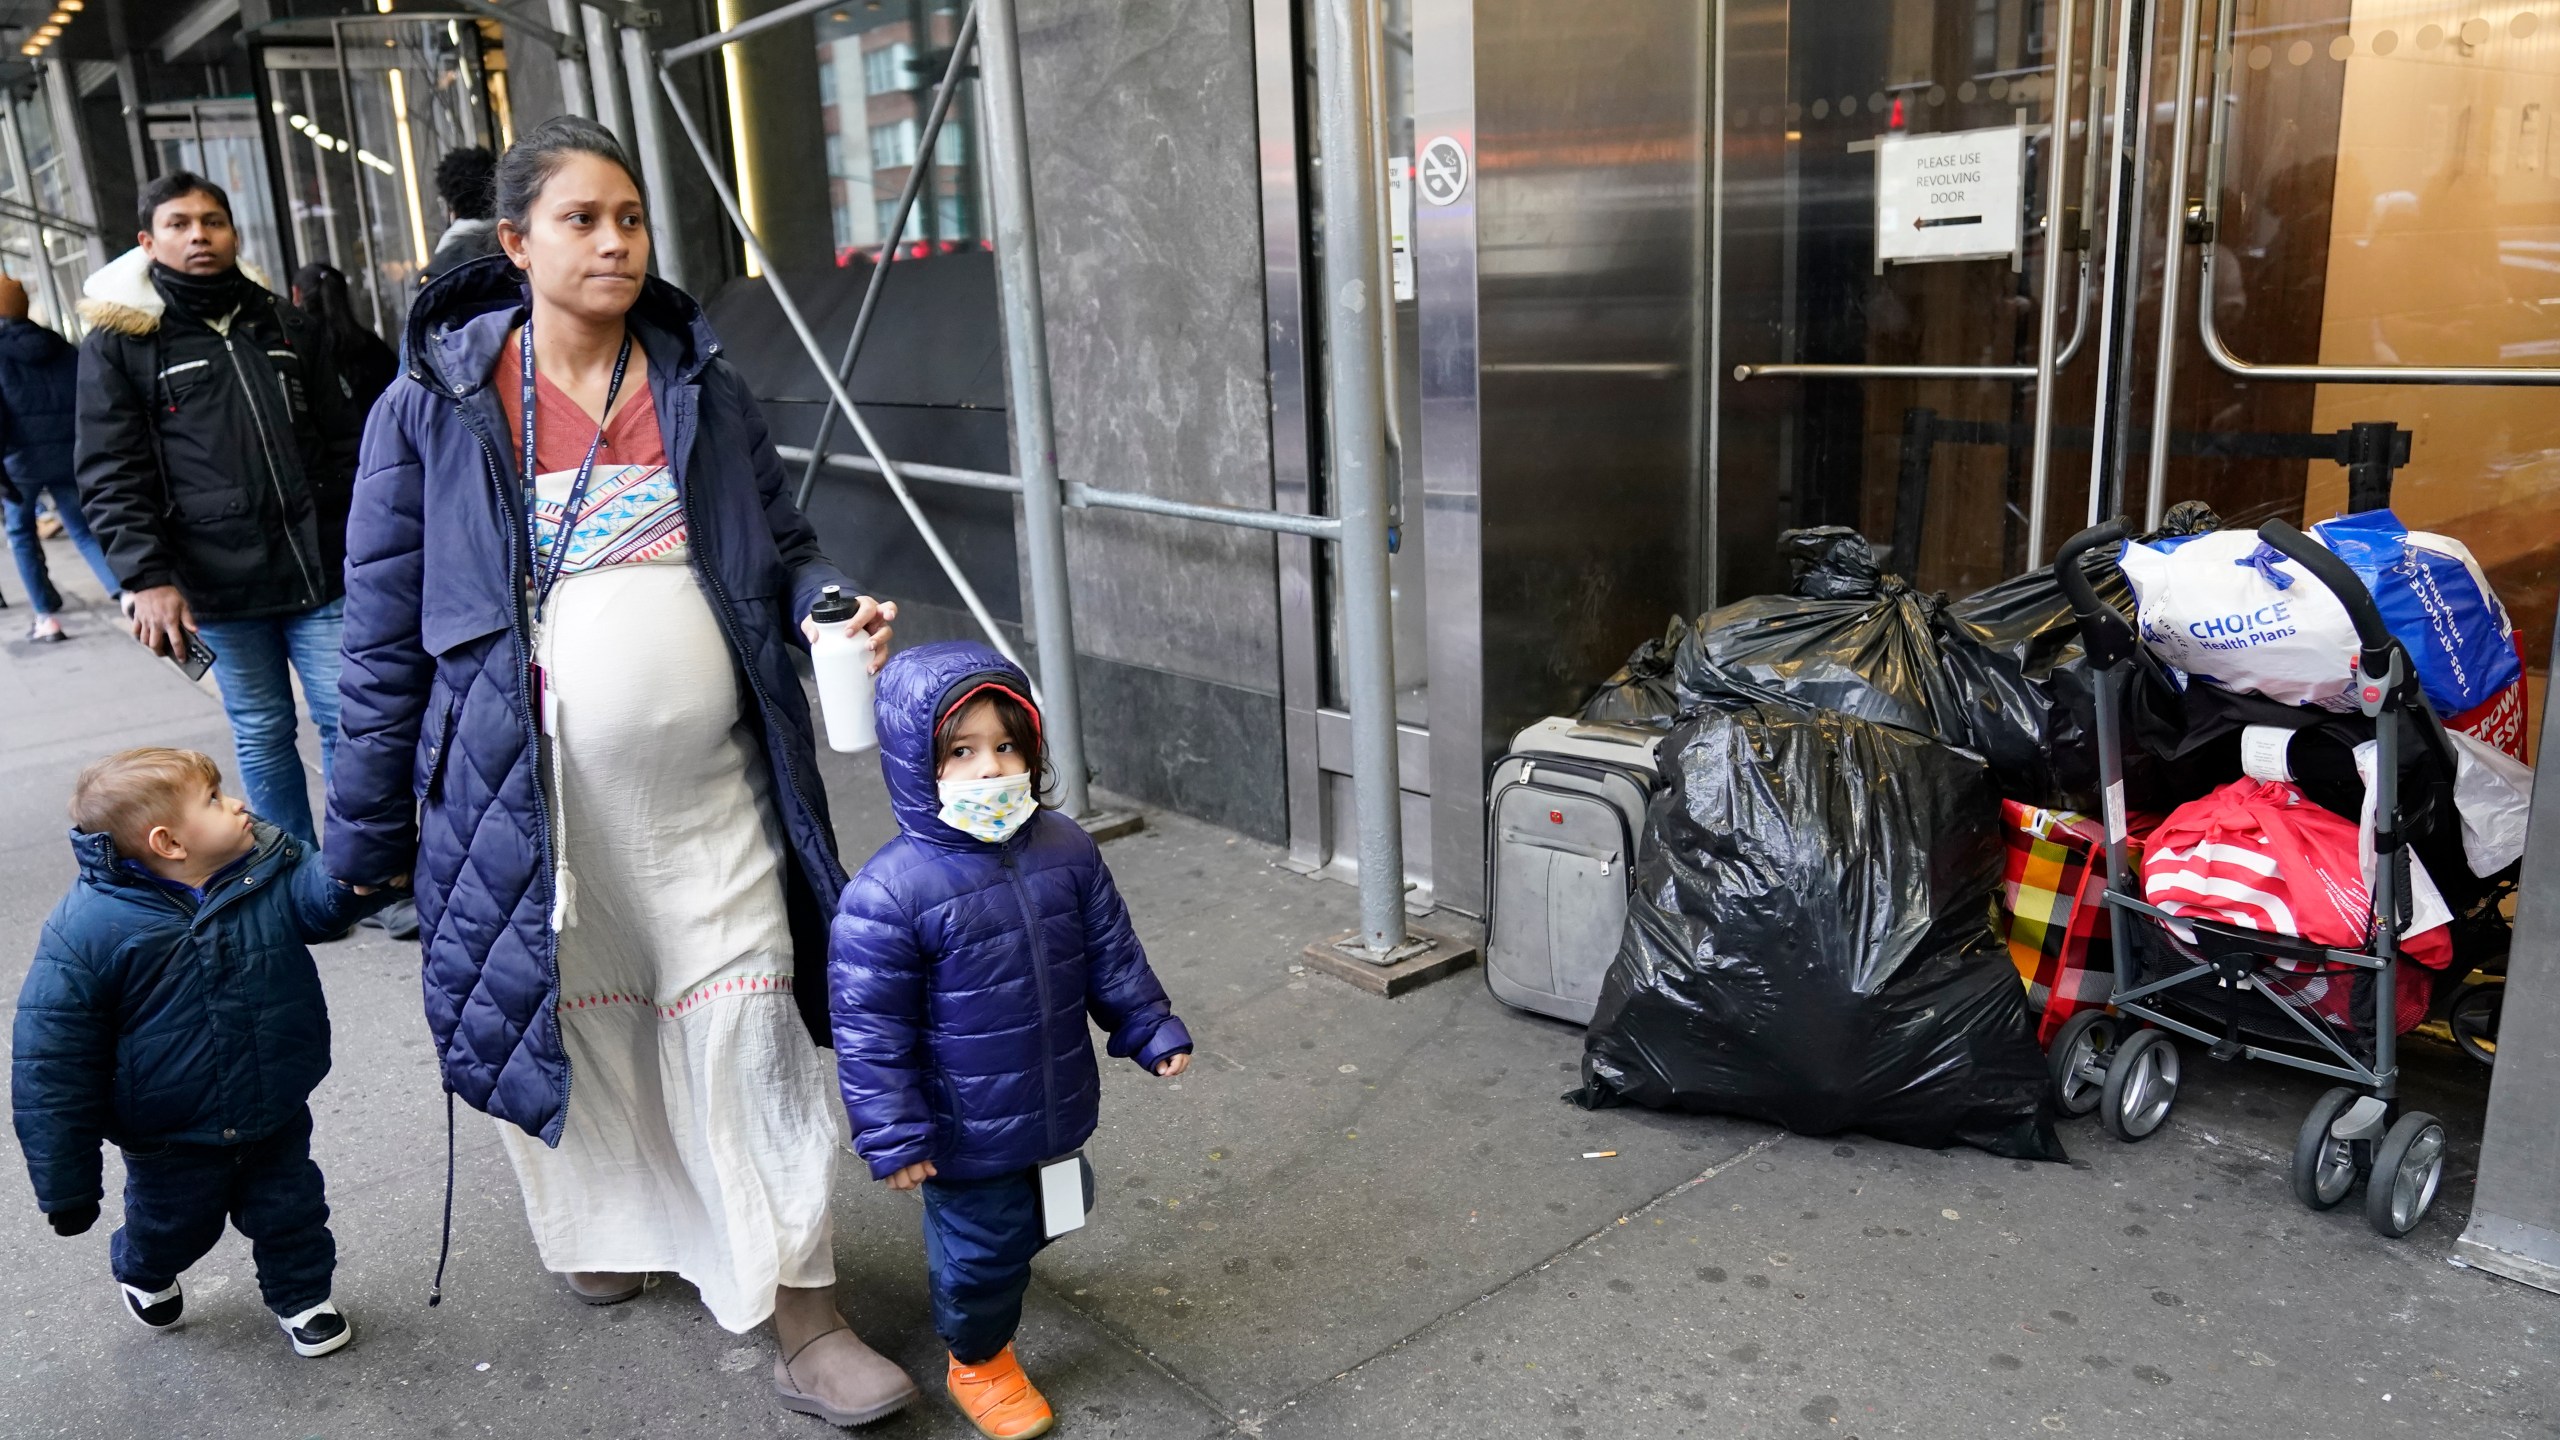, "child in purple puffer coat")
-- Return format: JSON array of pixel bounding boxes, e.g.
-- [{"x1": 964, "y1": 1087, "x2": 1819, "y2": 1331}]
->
[{"x1": 828, "y1": 641, "x2": 1191, "y2": 1439}]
